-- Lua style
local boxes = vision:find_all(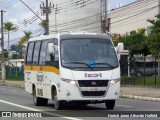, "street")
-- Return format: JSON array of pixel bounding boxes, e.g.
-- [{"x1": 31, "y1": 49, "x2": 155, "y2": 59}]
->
[{"x1": 0, "y1": 85, "x2": 160, "y2": 120}]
